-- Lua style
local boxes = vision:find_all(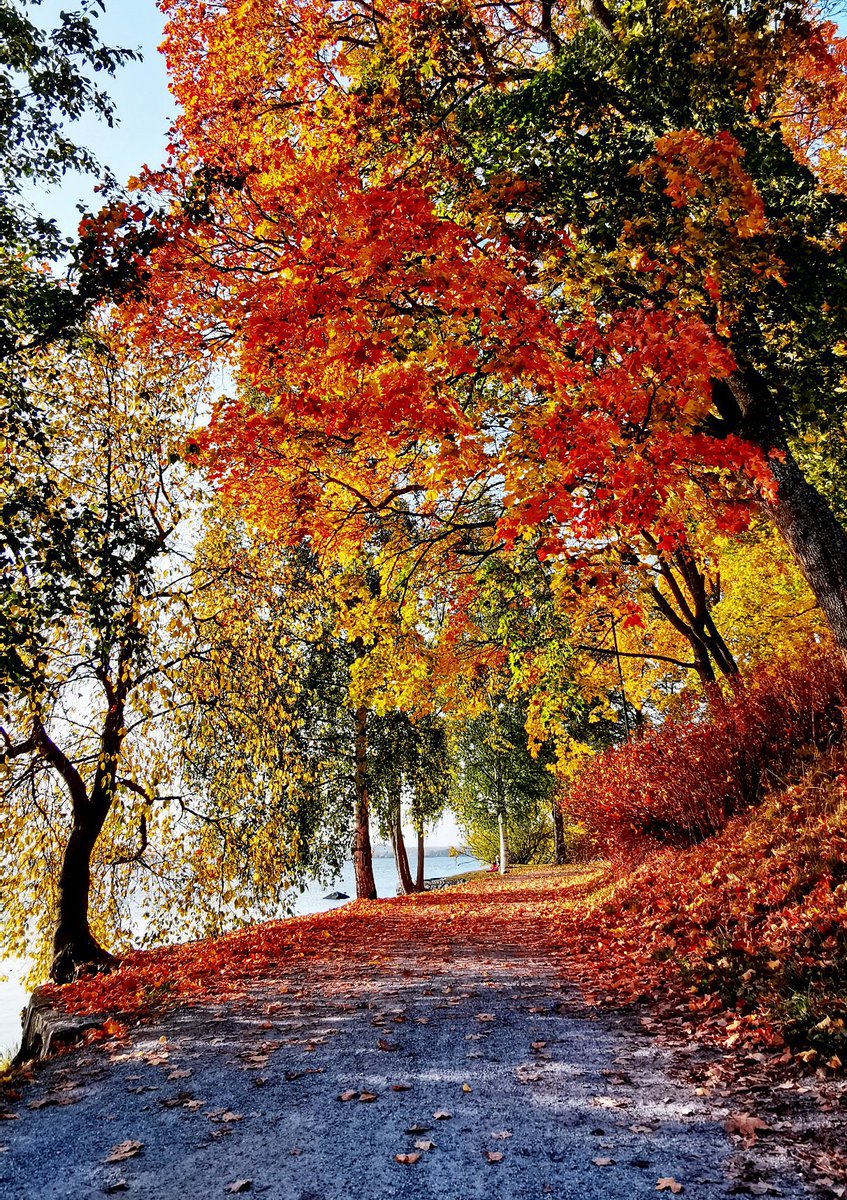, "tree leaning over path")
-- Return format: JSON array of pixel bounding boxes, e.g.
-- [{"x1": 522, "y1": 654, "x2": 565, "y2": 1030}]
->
[
  {"x1": 0, "y1": 324, "x2": 207, "y2": 980},
  {"x1": 97, "y1": 0, "x2": 847, "y2": 665}
]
